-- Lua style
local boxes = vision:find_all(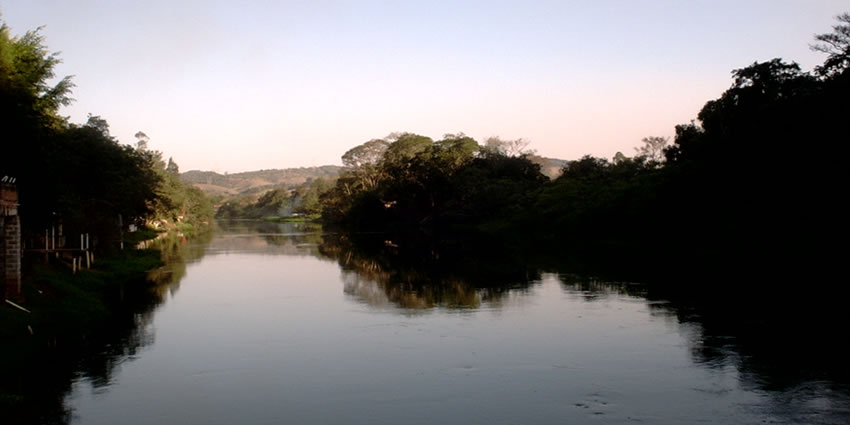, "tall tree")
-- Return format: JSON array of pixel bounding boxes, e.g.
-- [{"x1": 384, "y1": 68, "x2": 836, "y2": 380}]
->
[
  {"x1": 811, "y1": 12, "x2": 850, "y2": 77},
  {"x1": 0, "y1": 22, "x2": 73, "y2": 129},
  {"x1": 382, "y1": 133, "x2": 433, "y2": 166},
  {"x1": 482, "y1": 136, "x2": 532, "y2": 157},
  {"x1": 341, "y1": 138, "x2": 389, "y2": 168},
  {"x1": 134, "y1": 131, "x2": 150, "y2": 151},
  {"x1": 166, "y1": 157, "x2": 180, "y2": 175},
  {"x1": 433, "y1": 133, "x2": 479, "y2": 172},
  {"x1": 634, "y1": 136, "x2": 668, "y2": 164}
]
